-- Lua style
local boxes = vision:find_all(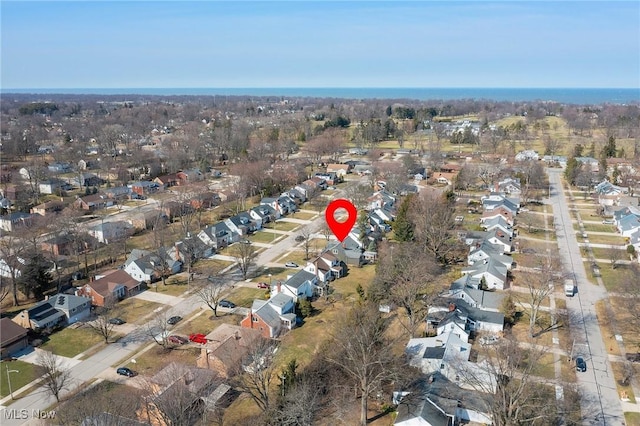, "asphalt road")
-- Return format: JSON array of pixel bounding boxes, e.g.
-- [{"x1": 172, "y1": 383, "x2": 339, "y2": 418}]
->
[{"x1": 547, "y1": 168, "x2": 624, "y2": 426}]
